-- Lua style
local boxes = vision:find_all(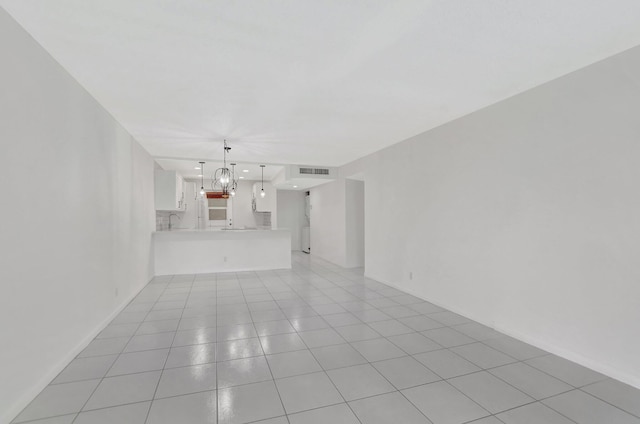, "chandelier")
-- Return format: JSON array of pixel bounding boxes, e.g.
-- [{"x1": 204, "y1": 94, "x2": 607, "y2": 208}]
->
[{"x1": 212, "y1": 140, "x2": 238, "y2": 198}]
